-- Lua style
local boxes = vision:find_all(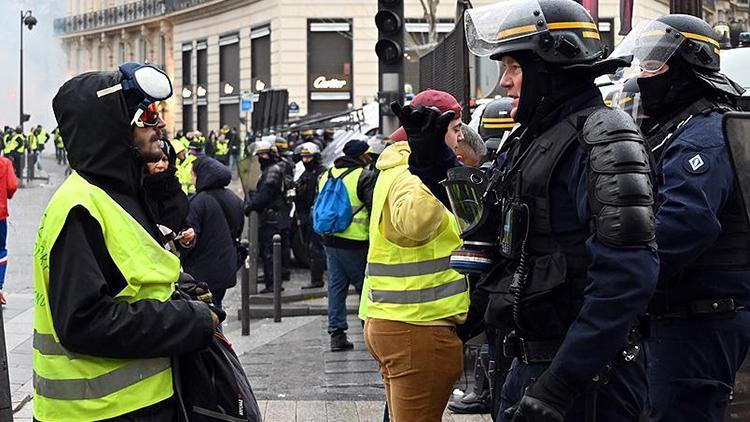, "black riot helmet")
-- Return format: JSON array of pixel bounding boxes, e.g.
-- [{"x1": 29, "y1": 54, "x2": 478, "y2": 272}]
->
[
  {"x1": 466, "y1": 0, "x2": 626, "y2": 73},
  {"x1": 611, "y1": 14, "x2": 744, "y2": 98},
  {"x1": 466, "y1": 0, "x2": 628, "y2": 127},
  {"x1": 657, "y1": 14, "x2": 720, "y2": 73},
  {"x1": 479, "y1": 97, "x2": 515, "y2": 141}
]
